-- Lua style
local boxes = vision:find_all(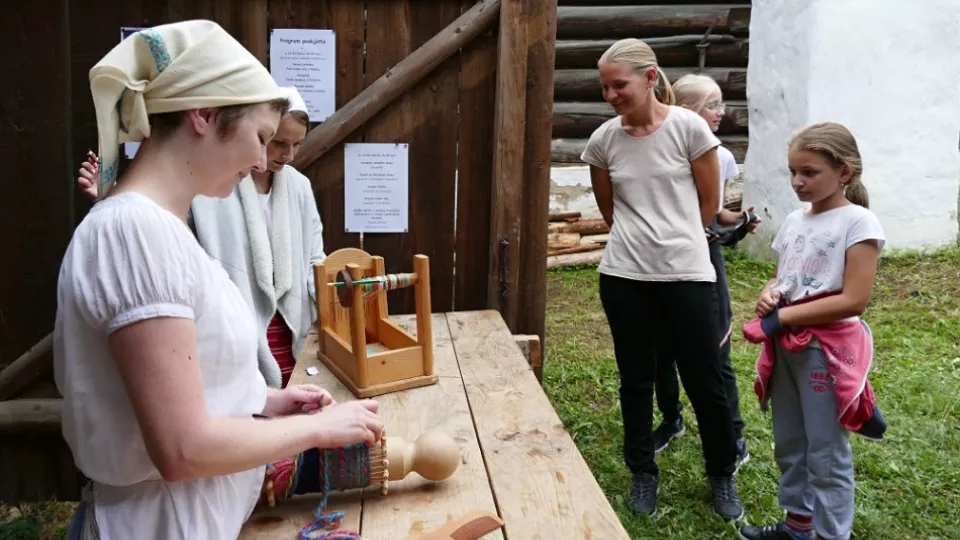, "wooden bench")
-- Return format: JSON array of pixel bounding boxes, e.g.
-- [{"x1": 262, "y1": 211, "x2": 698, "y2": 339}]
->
[{"x1": 240, "y1": 310, "x2": 626, "y2": 539}]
